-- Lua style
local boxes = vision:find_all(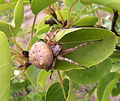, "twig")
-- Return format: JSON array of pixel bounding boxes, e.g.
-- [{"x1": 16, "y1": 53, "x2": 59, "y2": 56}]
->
[
  {"x1": 111, "y1": 10, "x2": 120, "y2": 36},
  {"x1": 29, "y1": 15, "x2": 37, "y2": 50},
  {"x1": 57, "y1": 71, "x2": 67, "y2": 100}
]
